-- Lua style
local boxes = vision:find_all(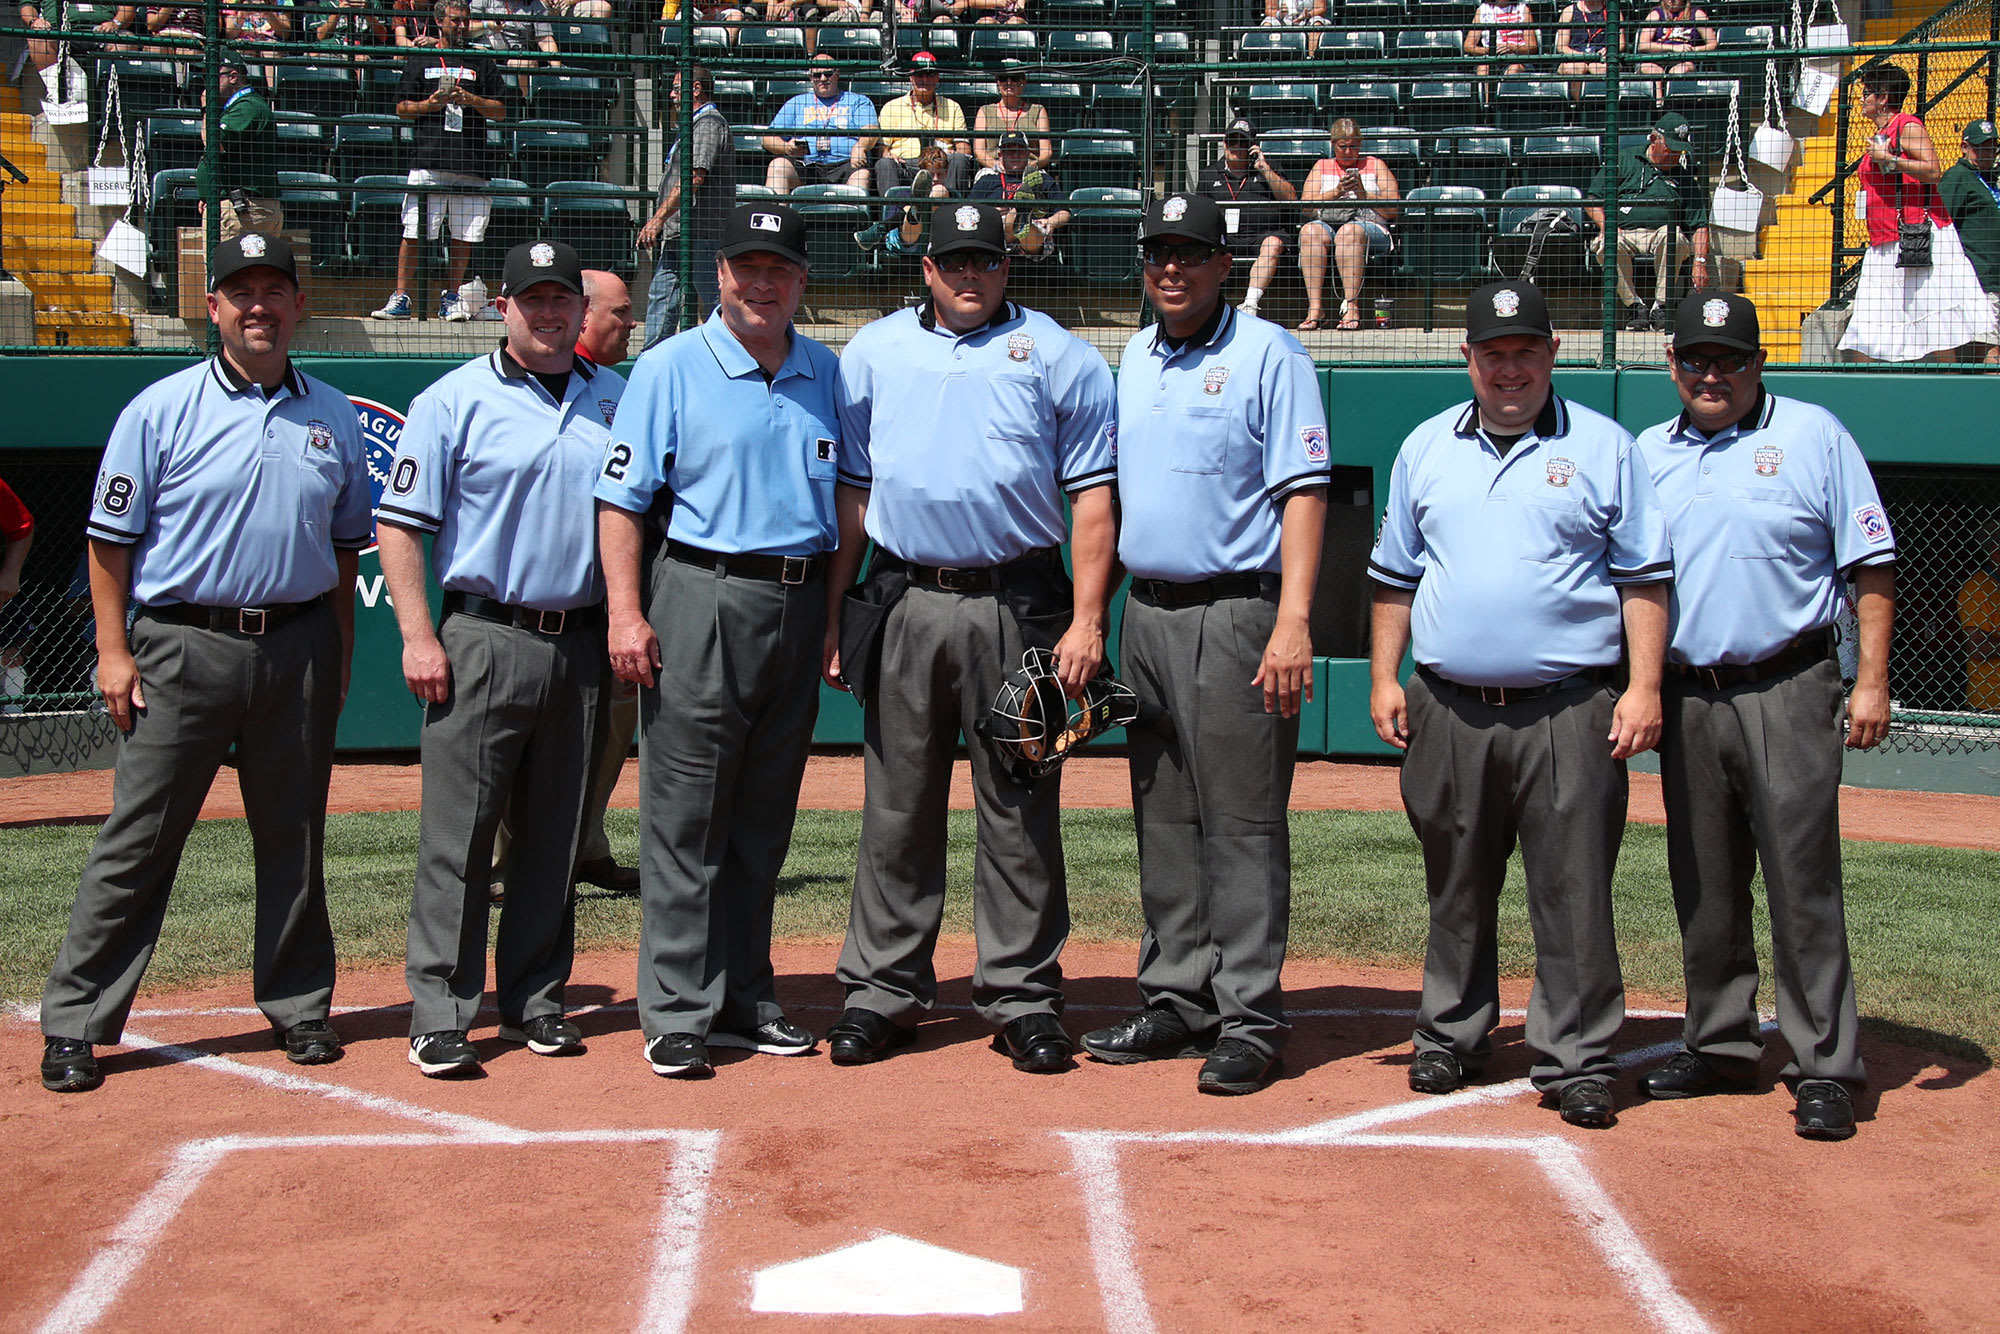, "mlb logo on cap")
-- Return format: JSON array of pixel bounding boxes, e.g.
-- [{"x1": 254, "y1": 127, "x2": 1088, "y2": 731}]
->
[
  {"x1": 718, "y1": 201, "x2": 809, "y2": 265},
  {"x1": 751, "y1": 212, "x2": 783, "y2": 232}
]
